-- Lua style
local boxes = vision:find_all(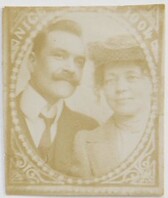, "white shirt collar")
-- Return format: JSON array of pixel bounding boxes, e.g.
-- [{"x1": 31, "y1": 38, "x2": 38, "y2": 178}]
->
[
  {"x1": 20, "y1": 84, "x2": 64, "y2": 120},
  {"x1": 20, "y1": 84, "x2": 64, "y2": 147}
]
